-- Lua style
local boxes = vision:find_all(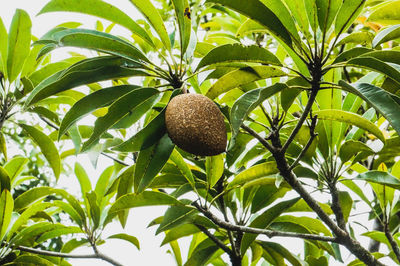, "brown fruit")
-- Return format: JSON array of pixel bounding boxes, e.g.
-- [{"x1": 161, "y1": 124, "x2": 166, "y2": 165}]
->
[{"x1": 165, "y1": 94, "x2": 227, "y2": 156}]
